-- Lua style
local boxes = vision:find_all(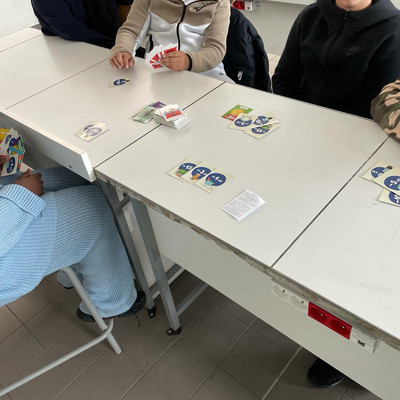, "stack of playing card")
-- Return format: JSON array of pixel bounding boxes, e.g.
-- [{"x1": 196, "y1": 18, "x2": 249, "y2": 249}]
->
[
  {"x1": 229, "y1": 113, "x2": 280, "y2": 139},
  {"x1": 154, "y1": 104, "x2": 190, "y2": 129},
  {"x1": 362, "y1": 160, "x2": 400, "y2": 207},
  {"x1": 145, "y1": 43, "x2": 178, "y2": 72},
  {"x1": 75, "y1": 121, "x2": 109, "y2": 142},
  {"x1": 0, "y1": 128, "x2": 25, "y2": 176}
]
